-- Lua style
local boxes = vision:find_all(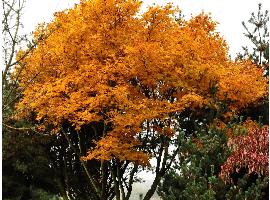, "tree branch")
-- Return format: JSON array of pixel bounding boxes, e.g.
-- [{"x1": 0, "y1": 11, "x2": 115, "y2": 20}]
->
[{"x1": 61, "y1": 130, "x2": 102, "y2": 199}]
